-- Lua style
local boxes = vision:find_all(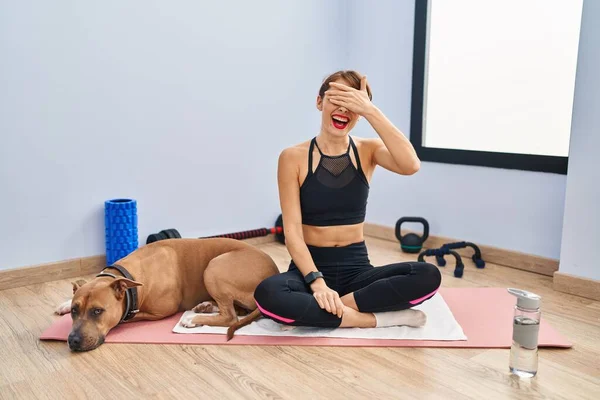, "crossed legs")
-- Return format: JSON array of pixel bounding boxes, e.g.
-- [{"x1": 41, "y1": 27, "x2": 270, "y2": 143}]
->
[{"x1": 254, "y1": 261, "x2": 441, "y2": 329}]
